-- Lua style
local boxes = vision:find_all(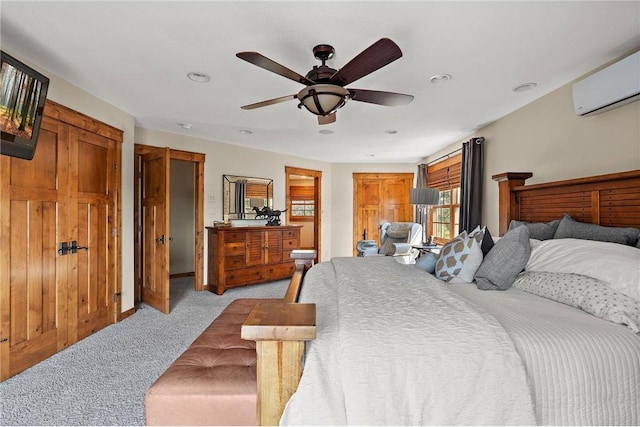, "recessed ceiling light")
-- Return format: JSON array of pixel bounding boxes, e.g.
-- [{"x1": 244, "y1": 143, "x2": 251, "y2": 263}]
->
[
  {"x1": 513, "y1": 82, "x2": 537, "y2": 92},
  {"x1": 366, "y1": 154, "x2": 376, "y2": 157},
  {"x1": 177, "y1": 123, "x2": 192, "y2": 130},
  {"x1": 429, "y1": 74, "x2": 452, "y2": 84},
  {"x1": 187, "y1": 72, "x2": 211, "y2": 83},
  {"x1": 384, "y1": 130, "x2": 397, "y2": 134},
  {"x1": 318, "y1": 129, "x2": 334, "y2": 135},
  {"x1": 238, "y1": 129, "x2": 253, "y2": 135}
]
